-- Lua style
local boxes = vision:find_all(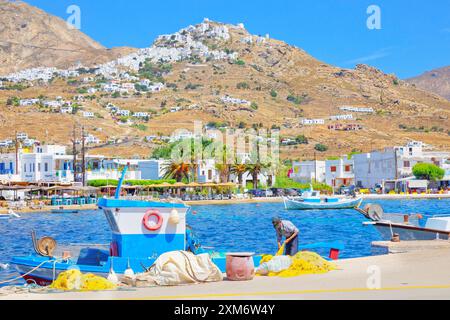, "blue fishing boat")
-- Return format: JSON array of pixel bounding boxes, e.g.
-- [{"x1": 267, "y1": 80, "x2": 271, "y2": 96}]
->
[
  {"x1": 283, "y1": 186, "x2": 362, "y2": 210},
  {"x1": 10, "y1": 168, "x2": 345, "y2": 286},
  {"x1": 11, "y1": 165, "x2": 246, "y2": 286}
]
